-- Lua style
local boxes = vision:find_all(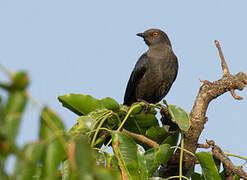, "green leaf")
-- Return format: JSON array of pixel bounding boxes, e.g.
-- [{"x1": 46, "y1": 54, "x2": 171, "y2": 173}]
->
[
  {"x1": 191, "y1": 172, "x2": 205, "y2": 180},
  {"x1": 11, "y1": 72, "x2": 29, "y2": 90},
  {"x1": 168, "y1": 105, "x2": 190, "y2": 132},
  {"x1": 72, "y1": 114, "x2": 96, "y2": 135},
  {"x1": 70, "y1": 110, "x2": 107, "y2": 136},
  {"x1": 233, "y1": 172, "x2": 240, "y2": 180},
  {"x1": 133, "y1": 114, "x2": 159, "y2": 132},
  {"x1": 58, "y1": 93, "x2": 102, "y2": 115},
  {"x1": 94, "y1": 167, "x2": 121, "y2": 180},
  {"x1": 145, "y1": 126, "x2": 169, "y2": 144},
  {"x1": 94, "y1": 151, "x2": 106, "y2": 168},
  {"x1": 2, "y1": 90, "x2": 27, "y2": 143},
  {"x1": 124, "y1": 113, "x2": 159, "y2": 135},
  {"x1": 105, "y1": 153, "x2": 119, "y2": 171},
  {"x1": 105, "y1": 114, "x2": 119, "y2": 130},
  {"x1": 233, "y1": 174, "x2": 240, "y2": 180},
  {"x1": 219, "y1": 171, "x2": 226, "y2": 180},
  {"x1": 0, "y1": 98, "x2": 5, "y2": 127},
  {"x1": 100, "y1": 97, "x2": 120, "y2": 111},
  {"x1": 196, "y1": 151, "x2": 221, "y2": 180},
  {"x1": 0, "y1": 168, "x2": 9, "y2": 180},
  {"x1": 40, "y1": 107, "x2": 66, "y2": 180},
  {"x1": 144, "y1": 144, "x2": 172, "y2": 176},
  {"x1": 149, "y1": 178, "x2": 167, "y2": 180},
  {"x1": 69, "y1": 138, "x2": 95, "y2": 180},
  {"x1": 32, "y1": 166, "x2": 42, "y2": 180},
  {"x1": 213, "y1": 156, "x2": 221, "y2": 172},
  {"x1": 111, "y1": 131, "x2": 141, "y2": 180},
  {"x1": 137, "y1": 146, "x2": 149, "y2": 180},
  {"x1": 129, "y1": 102, "x2": 144, "y2": 115},
  {"x1": 0, "y1": 71, "x2": 29, "y2": 91},
  {"x1": 40, "y1": 107, "x2": 65, "y2": 139},
  {"x1": 62, "y1": 160, "x2": 71, "y2": 180},
  {"x1": 161, "y1": 131, "x2": 179, "y2": 146},
  {"x1": 58, "y1": 94, "x2": 120, "y2": 116},
  {"x1": 69, "y1": 116, "x2": 94, "y2": 137},
  {"x1": 13, "y1": 142, "x2": 45, "y2": 180}
]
